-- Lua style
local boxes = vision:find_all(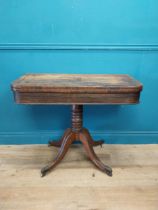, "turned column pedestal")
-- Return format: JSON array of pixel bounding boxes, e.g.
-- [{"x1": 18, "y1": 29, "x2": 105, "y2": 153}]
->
[{"x1": 41, "y1": 105, "x2": 112, "y2": 177}]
